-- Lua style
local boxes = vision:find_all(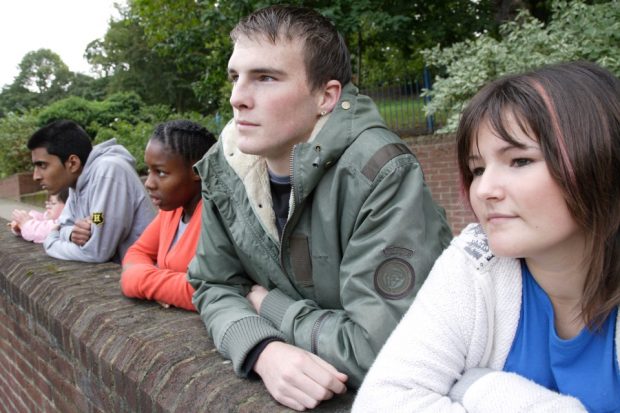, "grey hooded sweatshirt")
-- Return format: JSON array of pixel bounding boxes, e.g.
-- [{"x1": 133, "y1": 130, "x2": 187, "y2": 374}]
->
[{"x1": 44, "y1": 139, "x2": 155, "y2": 263}]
